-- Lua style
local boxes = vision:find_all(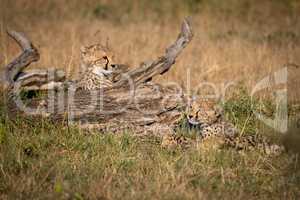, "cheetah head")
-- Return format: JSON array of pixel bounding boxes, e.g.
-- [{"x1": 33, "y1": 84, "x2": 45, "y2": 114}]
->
[
  {"x1": 187, "y1": 97, "x2": 222, "y2": 126},
  {"x1": 80, "y1": 44, "x2": 115, "y2": 70}
]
